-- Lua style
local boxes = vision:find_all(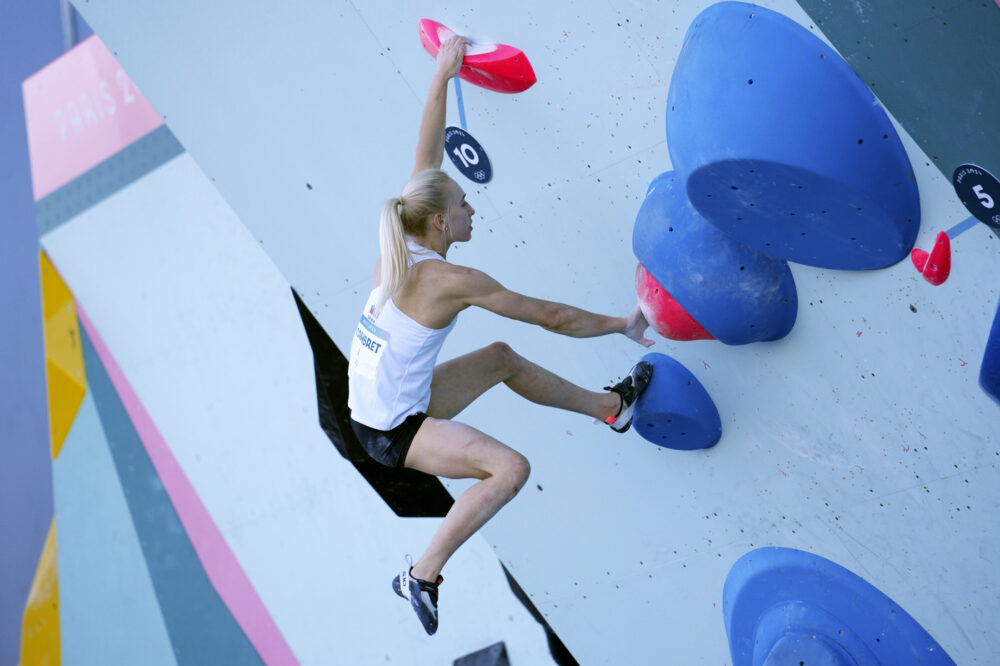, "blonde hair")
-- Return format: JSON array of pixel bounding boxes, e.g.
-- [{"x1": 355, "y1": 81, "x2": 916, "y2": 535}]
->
[{"x1": 378, "y1": 168, "x2": 453, "y2": 308}]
